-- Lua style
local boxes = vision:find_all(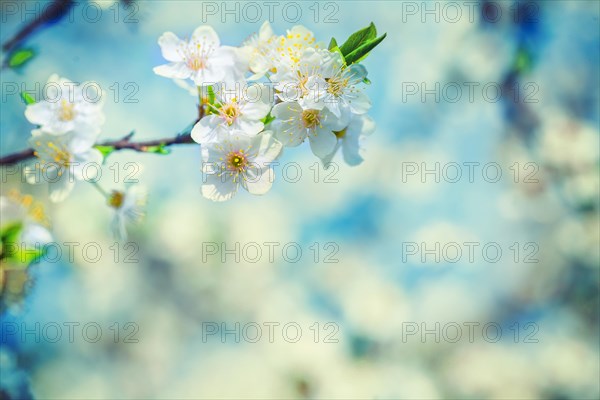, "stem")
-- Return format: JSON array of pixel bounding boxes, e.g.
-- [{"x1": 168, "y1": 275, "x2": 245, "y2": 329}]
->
[{"x1": 90, "y1": 181, "x2": 109, "y2": 198}]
